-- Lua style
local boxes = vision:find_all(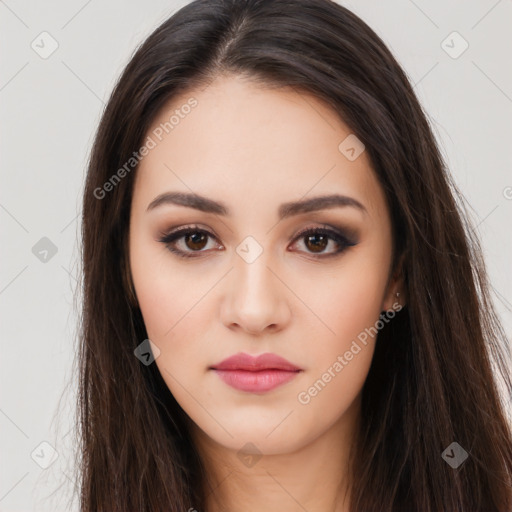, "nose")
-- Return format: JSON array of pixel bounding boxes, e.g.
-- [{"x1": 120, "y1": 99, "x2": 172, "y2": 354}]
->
[{"x1": 220, "y1": 249, "x2": 291, "y2": 335}]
